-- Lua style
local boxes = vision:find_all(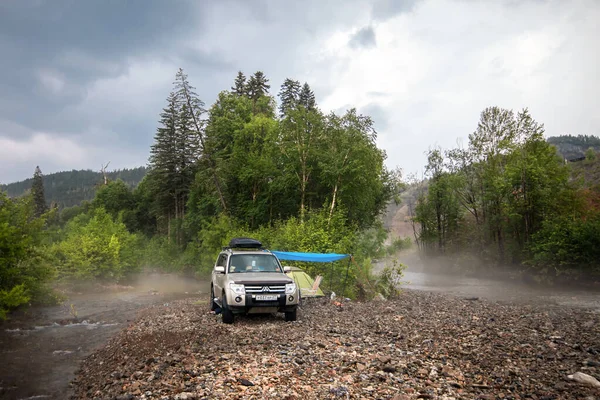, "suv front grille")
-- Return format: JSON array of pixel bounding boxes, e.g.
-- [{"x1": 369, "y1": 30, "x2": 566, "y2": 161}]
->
[{"x1": 244, "y1": 285, "x2": 286, "y2": 293}]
